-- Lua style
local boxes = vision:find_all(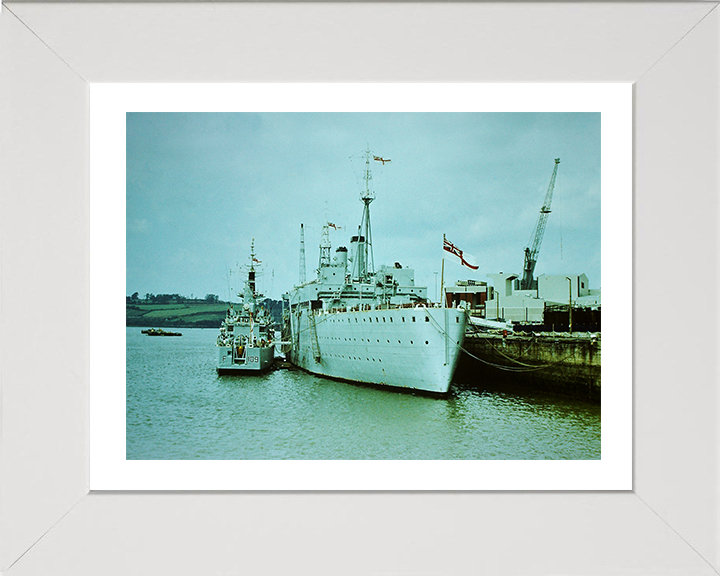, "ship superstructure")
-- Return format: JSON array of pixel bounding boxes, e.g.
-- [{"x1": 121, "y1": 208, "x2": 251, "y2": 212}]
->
[
  {"x1": 283, "y1": 150, "x2": 467, "y2": 394},
  {"x1": 216, "y1": 241, "x2": 275, "y2": 373}
]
